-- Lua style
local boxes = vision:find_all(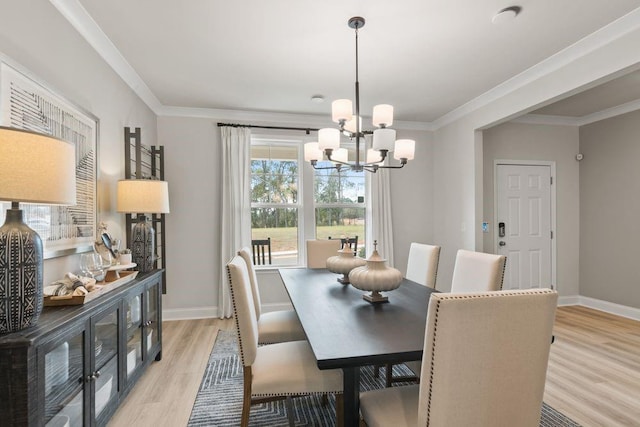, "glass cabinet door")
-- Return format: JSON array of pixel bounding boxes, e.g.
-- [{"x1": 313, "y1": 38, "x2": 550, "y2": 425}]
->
[
  {"x1": 125, "y1": 293, "x2": 143, "y2": 378},
  {"x1": 43, "y1": 331, "x2": 84, "y2": 427},
  {"x1": 92, "y1": 308, "x2": 119, "y2": 420},
  {"x1": 145, "y1": 284, "x2": 159, "y2": 354}
]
